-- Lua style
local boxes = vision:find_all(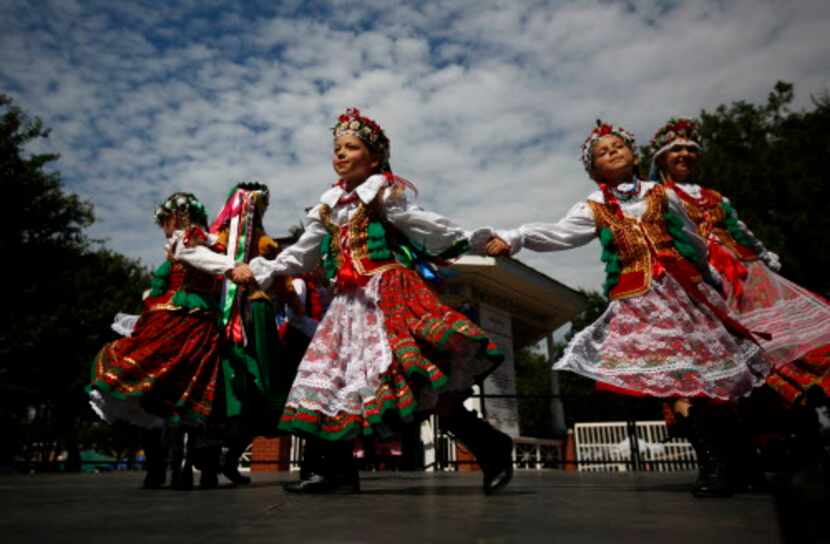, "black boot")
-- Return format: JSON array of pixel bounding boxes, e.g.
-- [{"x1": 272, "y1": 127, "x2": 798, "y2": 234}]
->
[
  {"x1": 440, "y1": 408, "x2": 514, "y2": 495},
  {"x1": 285, "y1": 439, "x2": 360, "y2": 494},
  {"x1": 168, "y1": 427, "x2": 193, "y2": 491},
  {"x1": 221, "y1": 418, "x2": 252, "y2": 485},
  {"x1": 298, "y1": 437, "x2": 323, "y2": 482},
  {"x1": 688, "y1": 407, "x2": 732, "y2": 498},
  {"x1": 194, "y1": 445, "x2": 220, "y2": 490},
  {"x1": 726, "y1": 422, "x2": 768, "y2": 493},
  {"x1": 221, "y1": 444, "x2": 252, "y2": 486},
  {"x1": 141, "y1": 428, "x2": 167, "y2": 489}
]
